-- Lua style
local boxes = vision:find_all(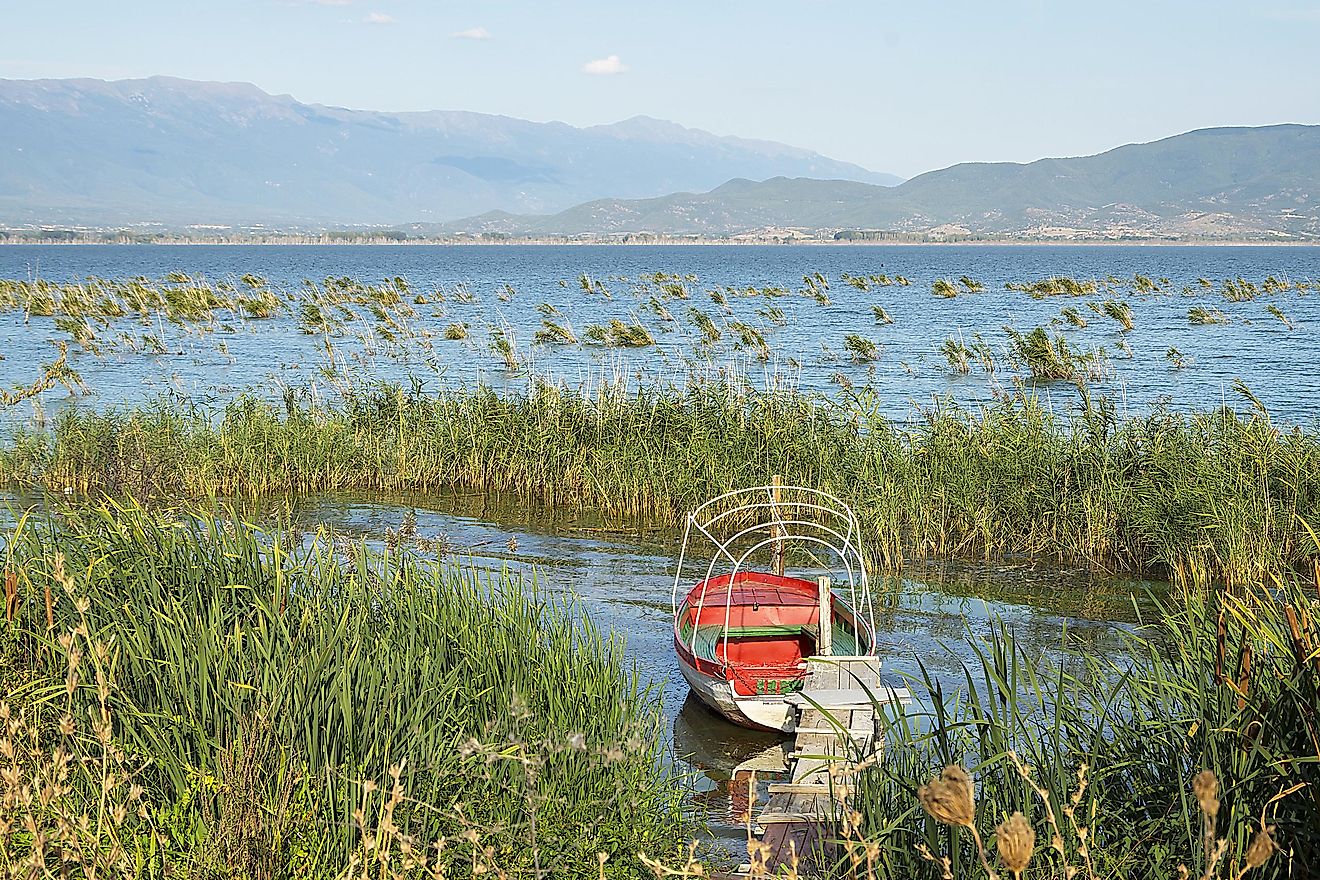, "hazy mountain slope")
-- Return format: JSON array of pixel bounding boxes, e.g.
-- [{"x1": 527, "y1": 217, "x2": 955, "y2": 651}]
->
[
  {"x1": 445, "y1": 125, "x2": 1320, "y2": 237},
  {"x1": 0, "y1": 76, "x2": 899, "y2": 226}
]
